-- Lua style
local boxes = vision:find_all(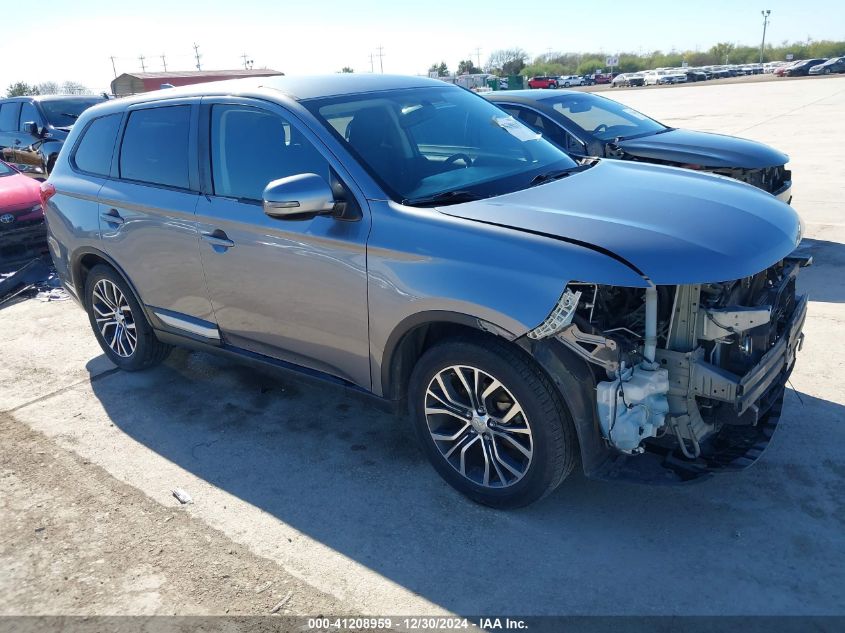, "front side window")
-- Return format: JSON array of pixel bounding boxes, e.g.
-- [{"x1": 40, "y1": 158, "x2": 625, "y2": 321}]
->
[
  {"x1": 40, "y1": 97, "x2": 106, "y2": 128},
  {"x1": 548, "y1": 94, "x2": 667, "y2": 141},
  {"x1": 507, "y1": 106, "x2": 586, "y2": 156},
  {"x1": 306, "y1": 86, "x2": 577, "y2": 204},
  {"x1": 119, "y1": 106, "x2": 190, "y2": 189},
  {"x1": 19, "y1": 102, "x2": 43, "y2": 131},
  {"x1": 210, "y1": 104, "x2": 330, "y2": 201},
  {"x1": 73, "y1": 113, "x2": 122, "y2": 176},
  {"x1": 0, "y1": 161, "x2": 14, "y2": 177},
  {"x1": 0, "y1": 102, "x2": 21, "y2": 132}
]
